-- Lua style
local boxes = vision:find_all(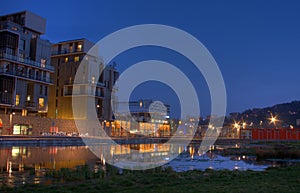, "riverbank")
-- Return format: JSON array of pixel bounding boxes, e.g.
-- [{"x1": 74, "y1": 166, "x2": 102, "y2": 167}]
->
[
  {"x1": 0, "y1": 135, "x2": 251, "y2": 146},
  {"x1": 219, "y1": 141, "x2": 300, "y2": 160},
  {"x1": 2, "y1": 164, "x2": 300, "y2": 193}
]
